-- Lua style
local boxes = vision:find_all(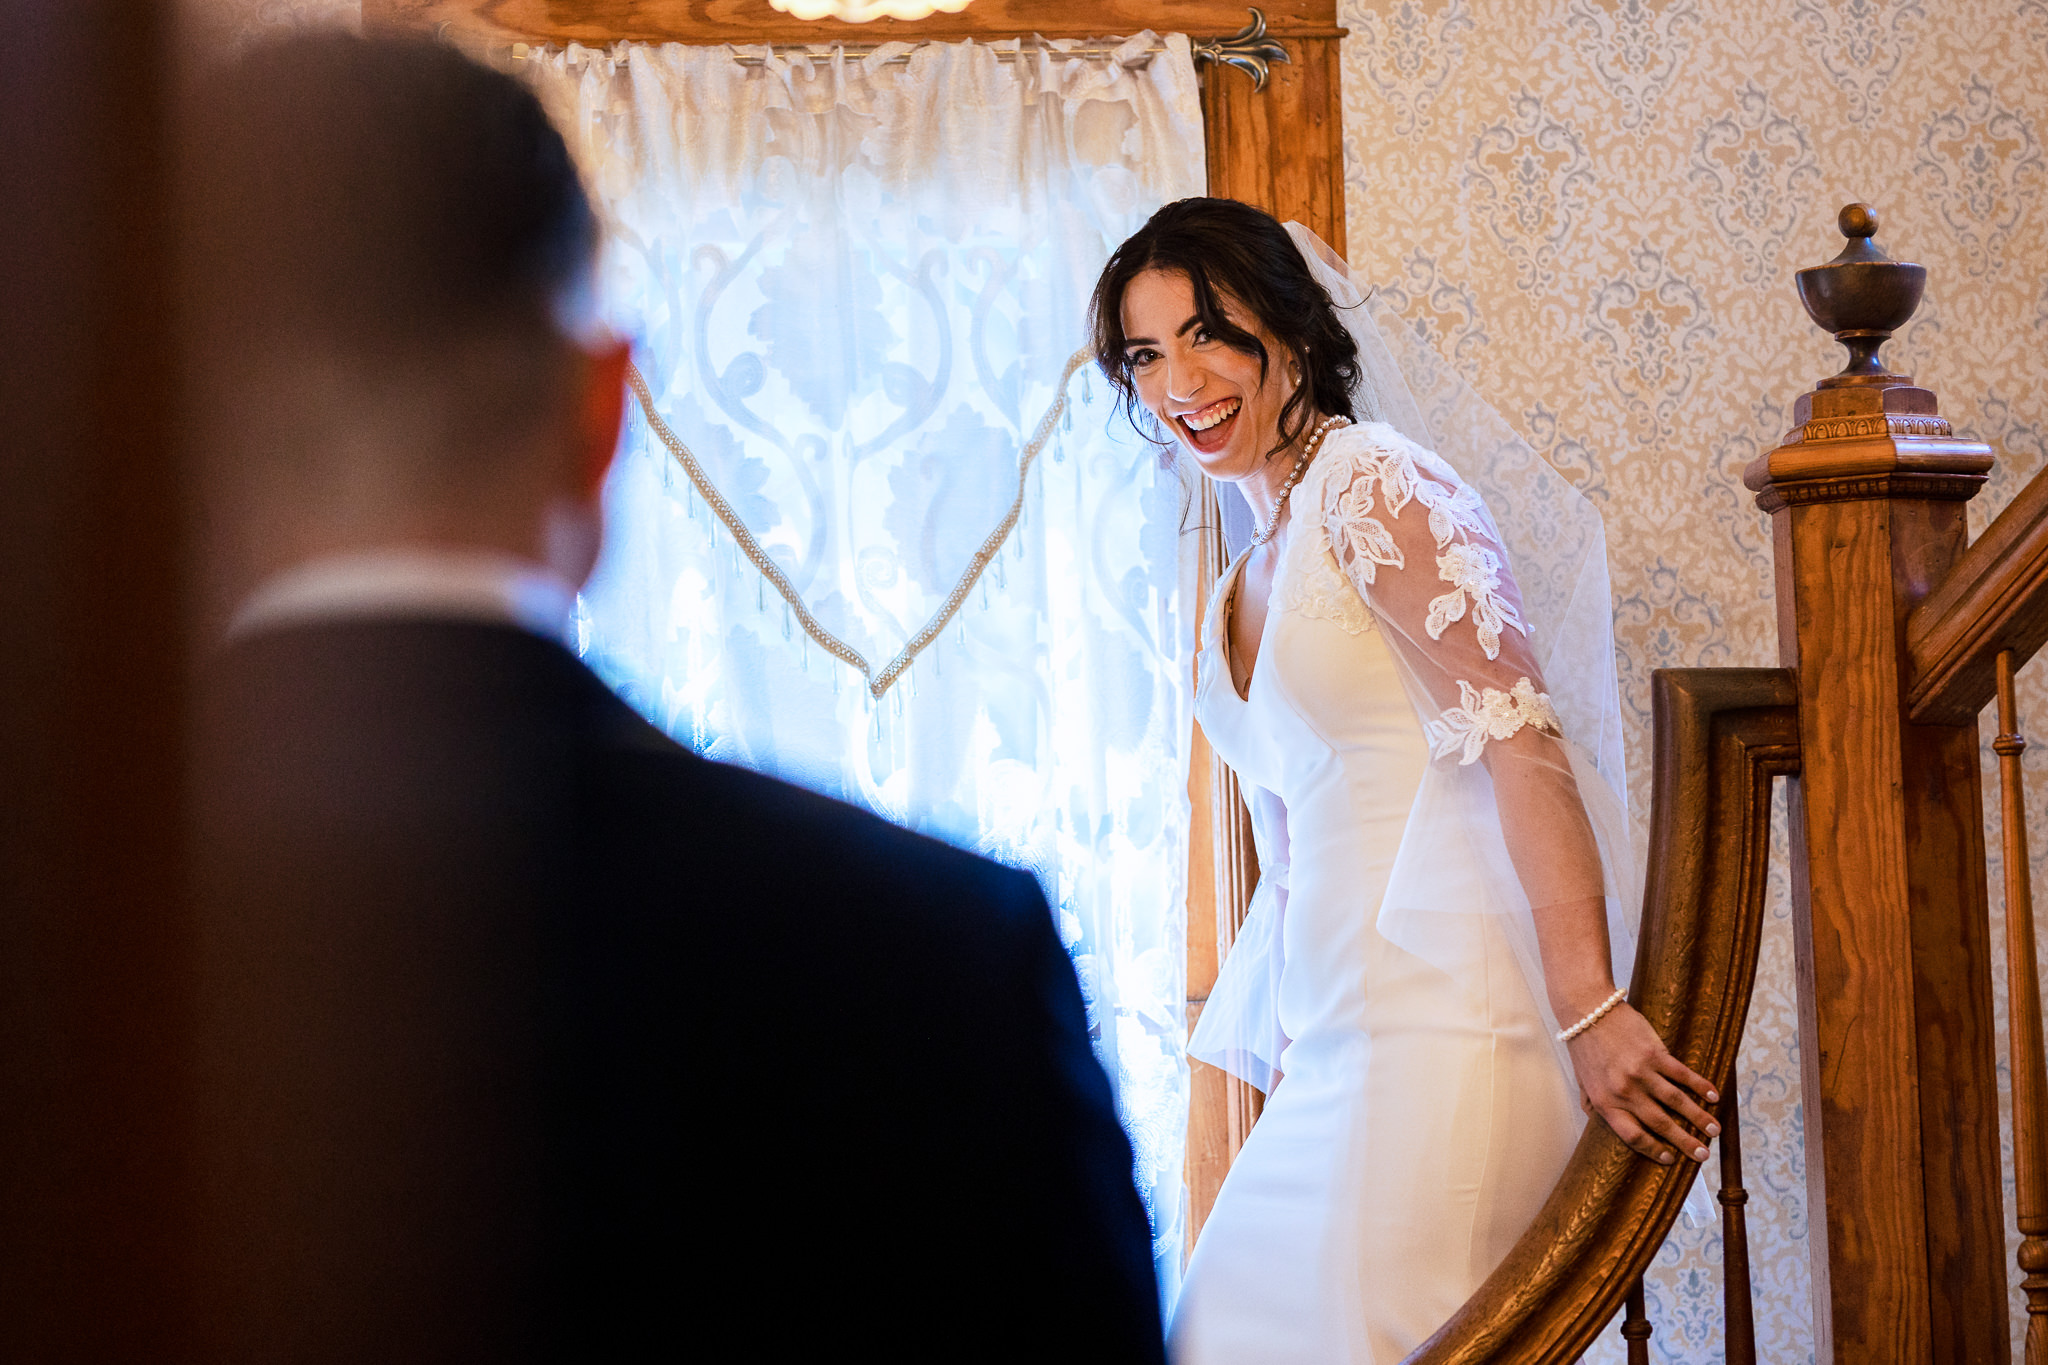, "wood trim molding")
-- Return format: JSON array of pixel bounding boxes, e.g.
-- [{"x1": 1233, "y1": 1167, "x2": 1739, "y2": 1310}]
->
[
  {"x1": 1908, "y1": 464, "x2": 2048, "y2": 725},
  {"x1": 1183, "y1": 484, "x2": 1266, "y2": 1248},
  {"x1": 365, "y1": 0, "x2": 1342, "y2": 45},
  {"x1": 1201, "y1": 35, "x2": 1344, "y2": 247},
  {"x1": 1409, "y1": 669, "x2": 1799, "y2": 1364}
]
